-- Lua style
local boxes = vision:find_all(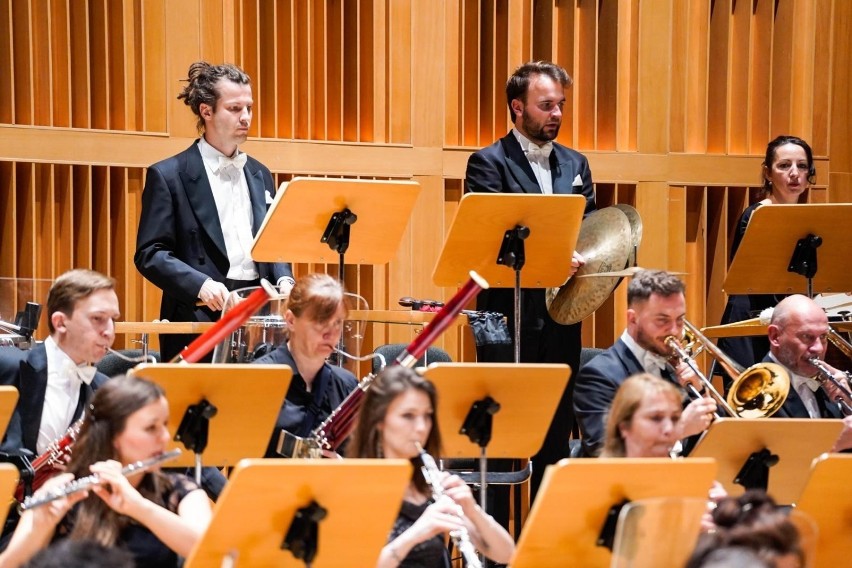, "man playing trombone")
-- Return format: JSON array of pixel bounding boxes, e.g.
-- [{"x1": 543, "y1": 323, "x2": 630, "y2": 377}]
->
[{"x1": 573, "y1": 270, "x2": 717, "y2": 457}]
